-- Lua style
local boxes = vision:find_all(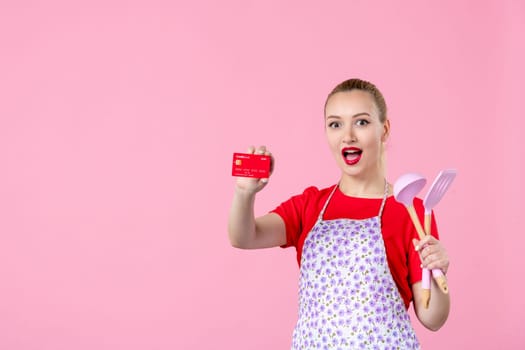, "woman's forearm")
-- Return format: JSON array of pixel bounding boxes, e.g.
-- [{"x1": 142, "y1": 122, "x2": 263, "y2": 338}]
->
[
  {"x1": 228, "y1": 188, "x2": 257, "y2": 248},
  {"x1": 415, "y1": 279, "x2": 450, "y2": 331}
]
